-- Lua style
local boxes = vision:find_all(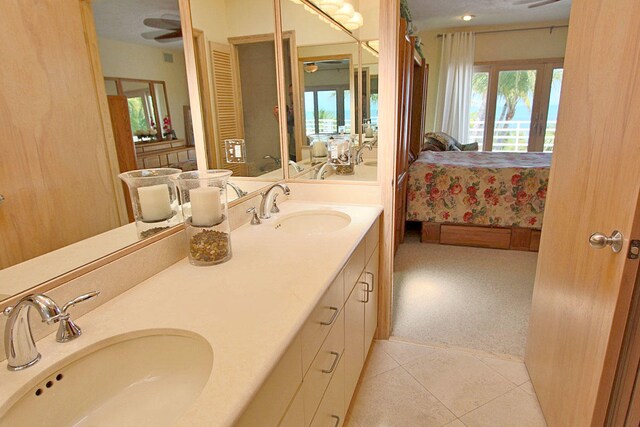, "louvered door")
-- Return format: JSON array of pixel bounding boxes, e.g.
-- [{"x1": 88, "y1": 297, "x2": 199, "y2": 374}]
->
[{"x1": 209, "y1": 42, "x2": 247, "y2": 176}]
